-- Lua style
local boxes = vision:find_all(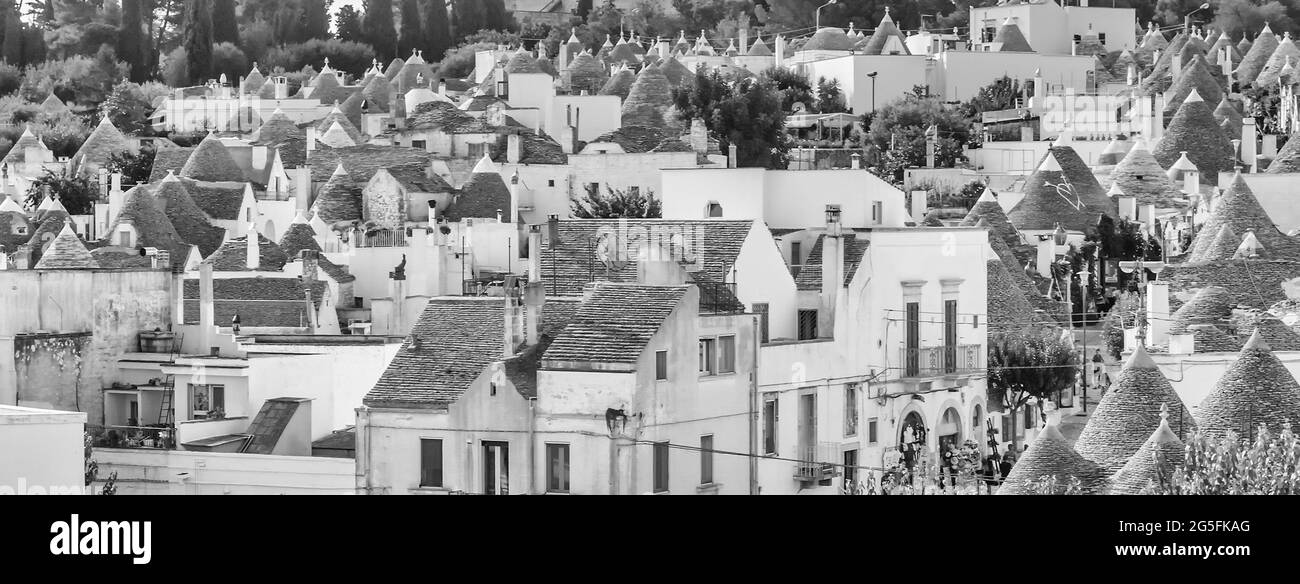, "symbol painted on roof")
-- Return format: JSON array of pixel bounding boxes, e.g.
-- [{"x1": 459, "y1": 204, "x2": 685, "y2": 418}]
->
[{"x1": 1043, "y1": 178, "x2": 1085, "y2": 211}]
